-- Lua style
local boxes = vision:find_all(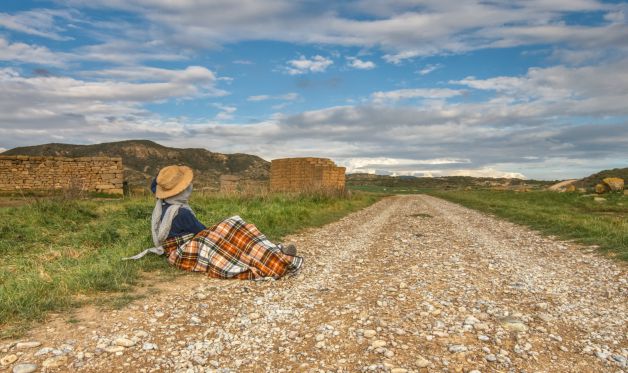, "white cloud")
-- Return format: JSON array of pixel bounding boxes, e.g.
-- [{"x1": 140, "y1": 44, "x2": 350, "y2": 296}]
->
[
  {"x1": 247, "y1": 95, "x2": 270, "y2": 102},
  {"x1": 74, "y1": 40, "x2": 187, "y2": 65},
  {"x1": 447, "y1": 168, "x2": 526, "y2": 179},
  {"x1": 212, "y1": 104, "x2": 237, "y2": 121},
  {"x1": 280, "y1": 92, "x2": 299, "y2": 100},
  {"x1": 11, "y1": 0, "x2": 624, "y2": 66},
  {"x1": 88, "y1": 65, "x2": 216, "y2": 83},
  {"x1": 383, "y1": 50, "x2": 422, "y2": 64},
  {"x1": 342, "y1": 157, "x2": 471, "y2": 173},
  {"x1": 0, "y1": 9, "x2": 75, "y2": 41},
  {"x1": 247, "y1": 92, "x2": 299, "y2": 102},
  {"x1": 371, "y1": 88, "x2": 464, "y2": 103},
  {"x1": 0, "y1": 66, "x2": 222, "y2": 131},
  {"x1": 0, "y1": 37, "x2": 67, "y2": 67},
  {"x1": 285, "y1": 55, "x2": 333, "y2": 75},
  {"x1": 417, "y1": 63, "x2": 443, "y2": 75},
  {"x1": 452, "y1": 60, "x2": 628, "y2": 115},
  {"x1": 347, "y1": 57, "x2": 375, "y2": 70}
]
